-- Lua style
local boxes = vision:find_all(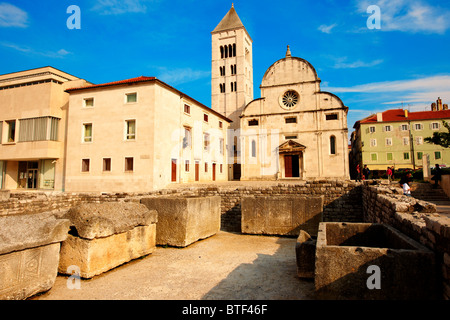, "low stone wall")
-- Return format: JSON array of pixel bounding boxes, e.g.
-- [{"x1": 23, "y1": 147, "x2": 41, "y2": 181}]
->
[
  {"x1": 363, "y1": 185, "x2": 450, "y2": 300},
  {"x1": 0, "y1": 181, "x2": 364, "y2": 232}
]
